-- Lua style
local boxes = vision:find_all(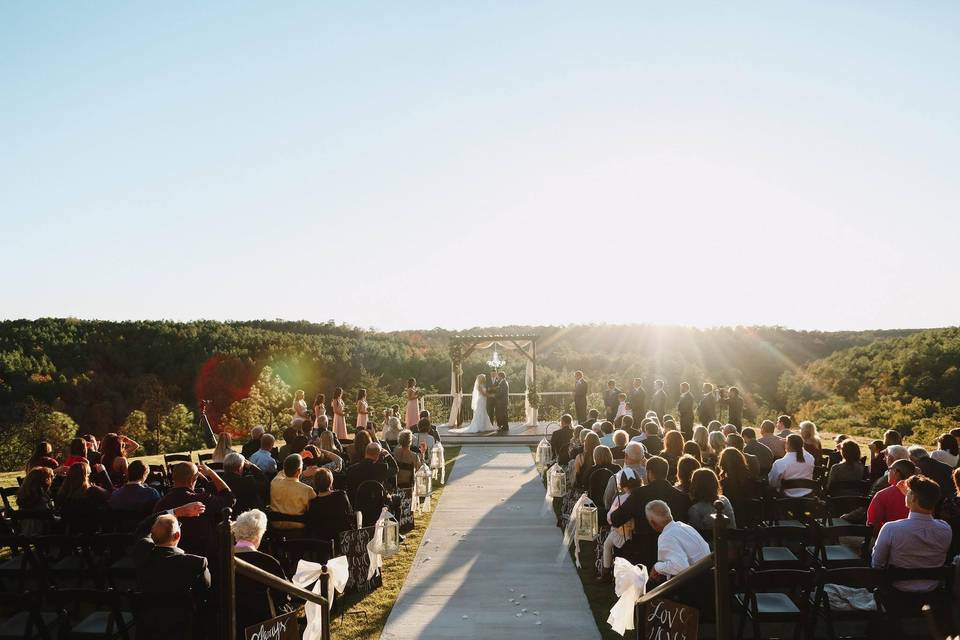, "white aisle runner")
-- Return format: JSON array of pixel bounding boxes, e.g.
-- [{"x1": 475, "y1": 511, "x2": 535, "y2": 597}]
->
[{"x1": 381, "y1": 445, "x2": 600, "y2": 639}]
